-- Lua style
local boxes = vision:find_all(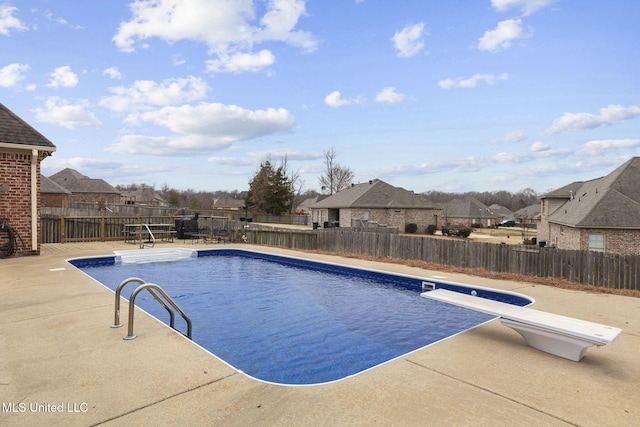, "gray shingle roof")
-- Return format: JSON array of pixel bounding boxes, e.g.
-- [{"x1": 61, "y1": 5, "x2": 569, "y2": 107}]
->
[
  {"x1": 41, "y1": 175, "x2": 72, "y2": 194},
  {"x1": 488, "y1": 204, "x2": 514, "y2": 218},
  {"x1": 445, "y1": 197, "x2": 497, "y2": 218},
  {"x1": 514, "y1": 204, "x2": 540, "y2": 219},
  {"x1": 546, "y1": 157, "x2": 640, "y2": 228},
  {"x1": 49, "y1": 168, "x2": 120, "y2": 194},
  {"x1": 311, "y1": 179, "x2": 438, "y2": 209},
  {"x1": 0, "y1": 103, "x2": 56, "y2": 150}
]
